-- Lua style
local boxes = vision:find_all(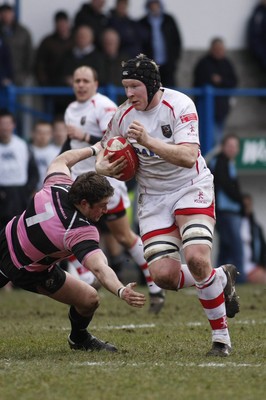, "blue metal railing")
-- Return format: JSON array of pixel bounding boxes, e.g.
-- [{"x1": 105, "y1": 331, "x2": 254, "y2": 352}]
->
[{"x1": 1, "y1": 84, "x2": 266, "y2": 155}]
